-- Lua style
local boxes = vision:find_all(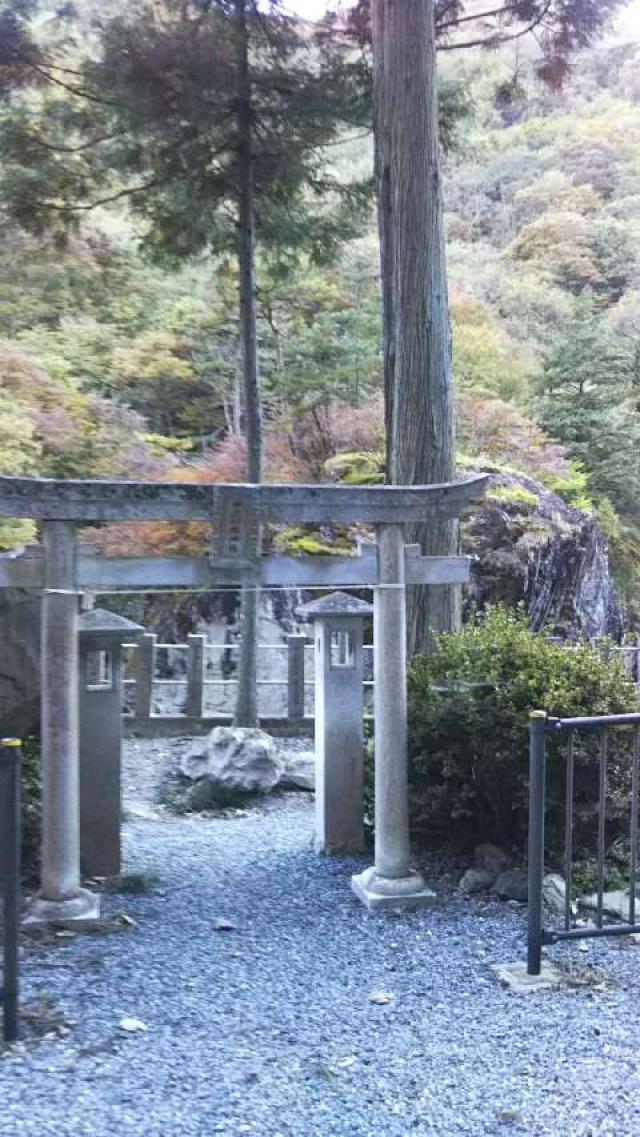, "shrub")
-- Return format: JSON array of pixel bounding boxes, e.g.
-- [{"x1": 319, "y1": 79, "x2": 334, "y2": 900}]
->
[
  {"x1": 407, "y1": 606, "x2": 638, "y2": 861},
  {"x1": 20, "y1": 735, "x2": 41, "y2": 879}
]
